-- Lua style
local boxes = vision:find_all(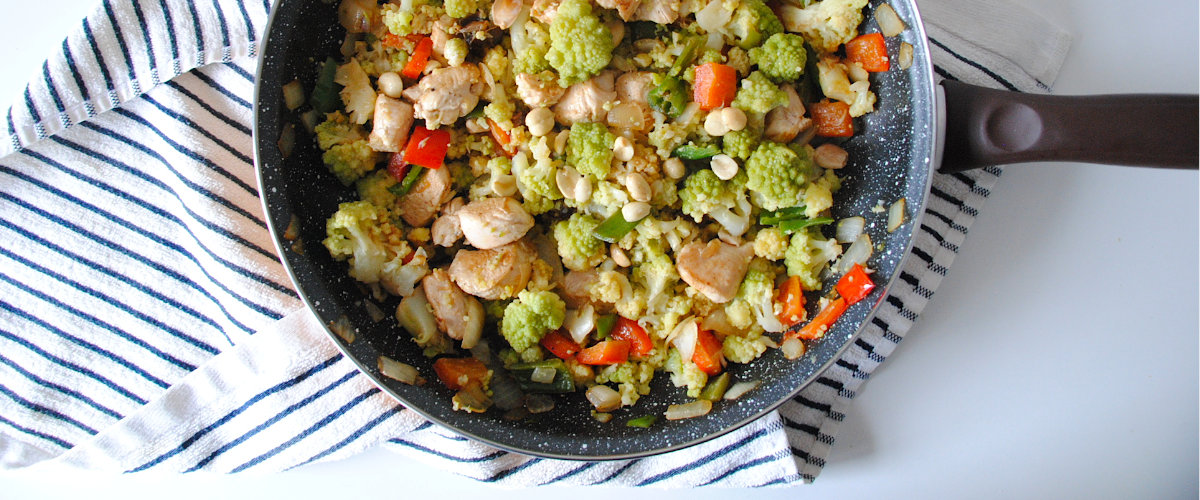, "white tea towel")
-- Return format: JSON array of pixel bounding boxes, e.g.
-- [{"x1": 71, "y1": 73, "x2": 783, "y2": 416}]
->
[{"x1": 0, "y1": 0, "x2": 1070, "y2": 485}]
